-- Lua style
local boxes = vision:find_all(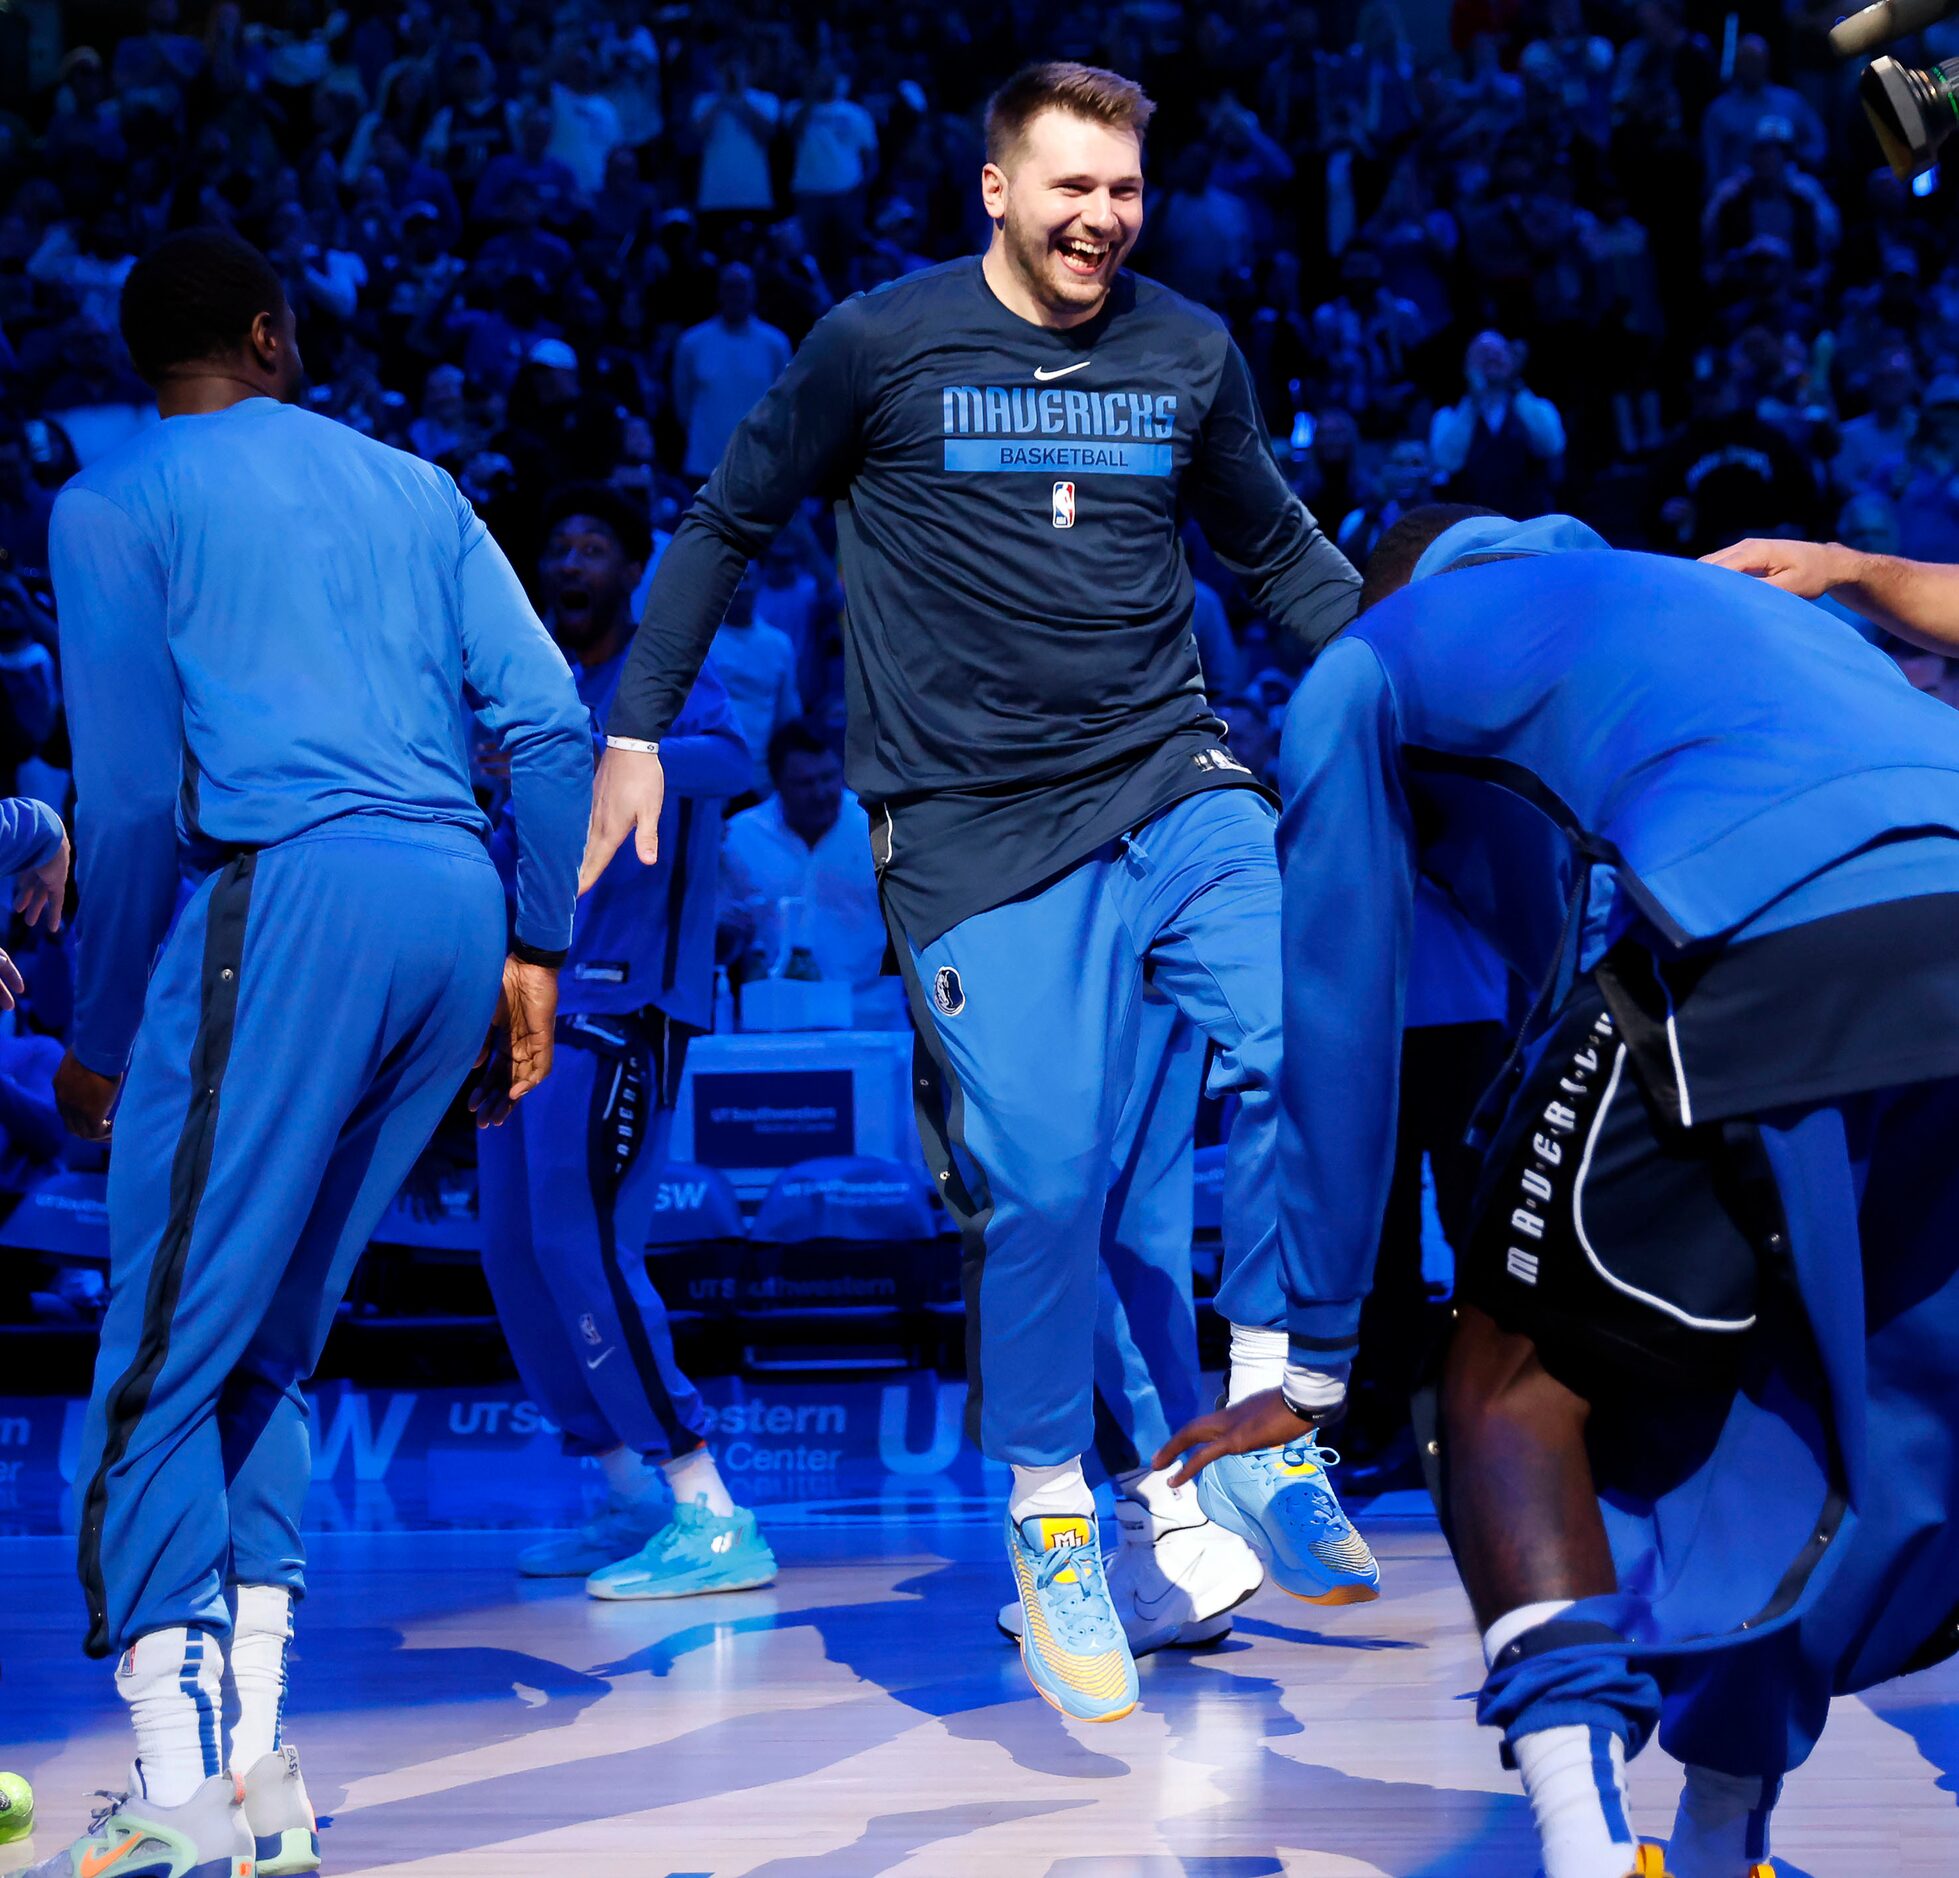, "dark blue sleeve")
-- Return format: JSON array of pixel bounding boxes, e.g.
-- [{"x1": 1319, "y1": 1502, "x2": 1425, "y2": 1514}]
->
[
  {"x1": 49, "y1": 485, "x2": 182, "y2": 1076},
  {"x1": 659, "y1": 658, "x2": 751, "y2": 799},
  {"x1": 453, "y1": 483, "x2": 592, "y2": 960},
  {"x1": 0, "y1": 796, "x2": 65, "y2": 878},
  {"x1": 1187, "y1": 341, "x2": 1360, "y2": 659},
  {"x1": 609, "y1": 302, "x2": 866, "y2": 743},
  {"x1": 1275, "y1": 636, "x2": 1416, "y2": 1368}
]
